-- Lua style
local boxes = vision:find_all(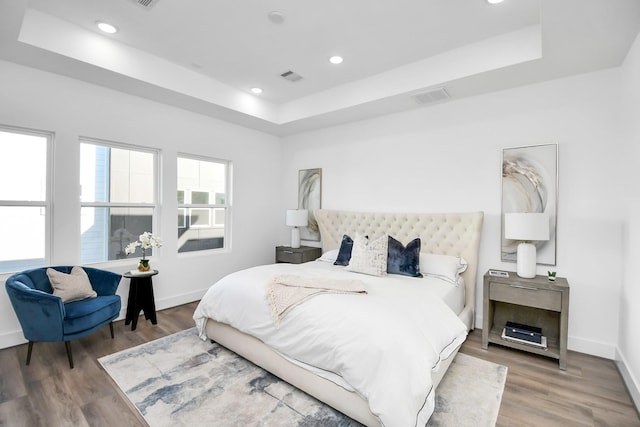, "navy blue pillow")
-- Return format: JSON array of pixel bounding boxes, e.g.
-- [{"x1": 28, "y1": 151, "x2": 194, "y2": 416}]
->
[
  {"x1": 387, "y1": 236, "x2": 423, "y2": 277},
  {"x1": 334, "y1": 234, "x2": 355, "y2": 266}
]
